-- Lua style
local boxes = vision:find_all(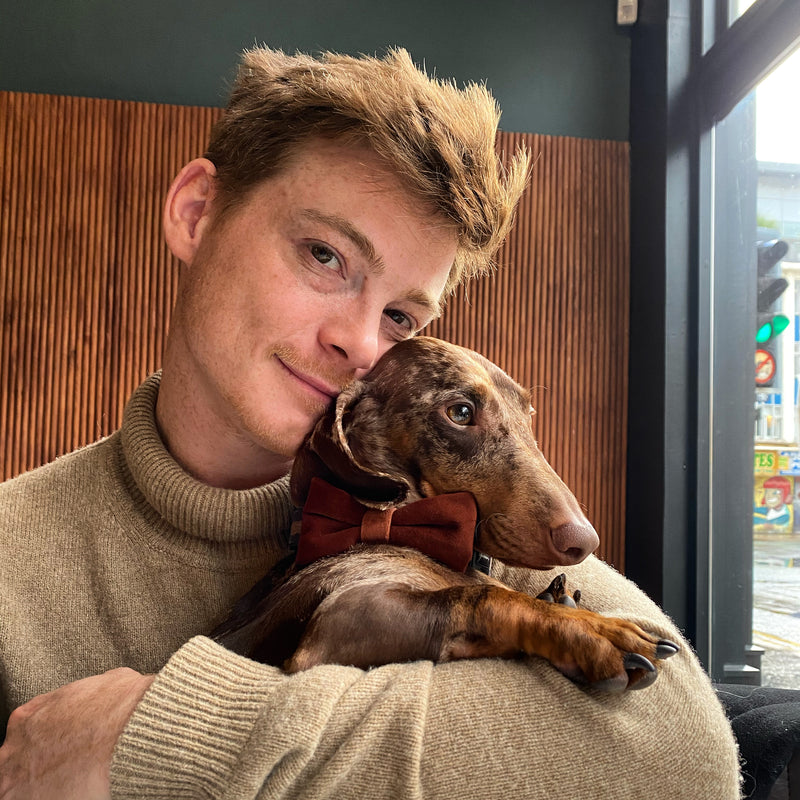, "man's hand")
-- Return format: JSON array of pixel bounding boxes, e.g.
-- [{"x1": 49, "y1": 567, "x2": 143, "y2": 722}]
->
[{"x1": 0, "y1": 668, "x2": 154, "y2": 800}]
